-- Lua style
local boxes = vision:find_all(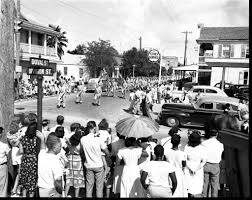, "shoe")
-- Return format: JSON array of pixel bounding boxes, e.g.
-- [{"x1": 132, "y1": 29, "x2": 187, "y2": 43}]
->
[
  {"x1": 57, "y1": 105, "x2": 60, "y2": 108},
  {"x1": 62, "y1": 106, "x2": 66, "y2": 108}
]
